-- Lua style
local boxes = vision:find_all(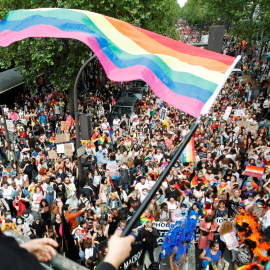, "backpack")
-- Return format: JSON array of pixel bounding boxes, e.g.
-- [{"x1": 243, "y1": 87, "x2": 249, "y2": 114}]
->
[{"x1": 51, "y1": 203, "x2": 58, "y2": 214}]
